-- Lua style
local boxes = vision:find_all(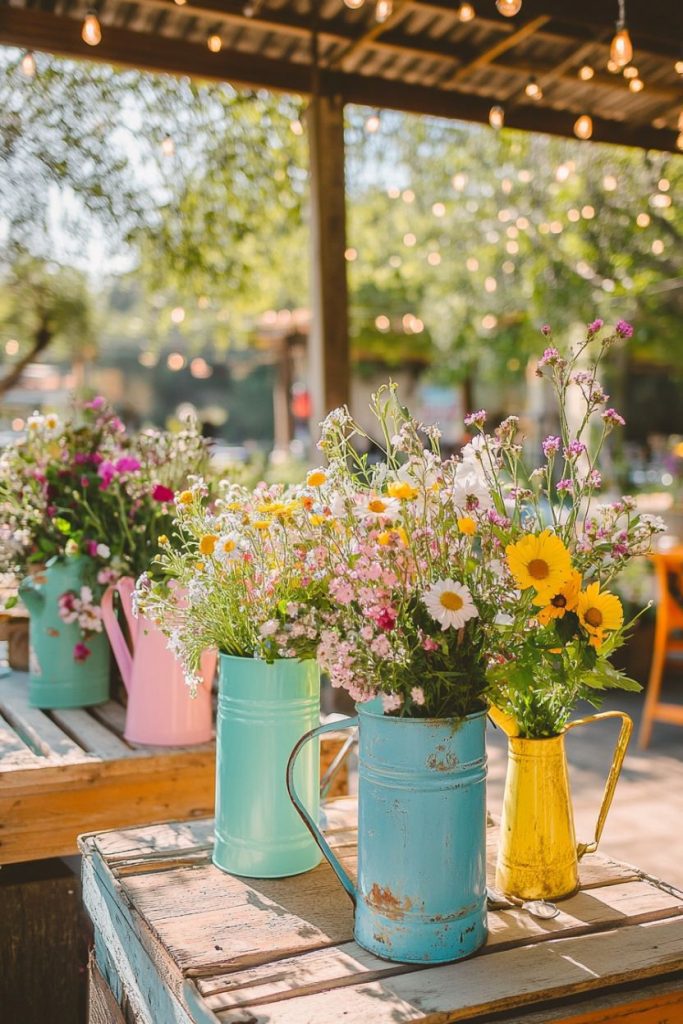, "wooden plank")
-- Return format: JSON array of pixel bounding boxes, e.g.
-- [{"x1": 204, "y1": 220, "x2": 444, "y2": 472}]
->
[
  {"x1": 49, "y1": 707, "x2": 140, "y2": 760},
  {"x1": 210, "y1": 917, "x2": 683, "y2": 1023},
  {"x1": 88, "y1": 819, "x2": 215, "y2": 862},
  {"x1": 0, "y1": 672, "x2": 89, "y2": 761},
  {"x1": 447, "y1": 15, "x2": 551, "y2": 84},
  {"x1": 500, "y1": 983, "x2": 683, "y2": 1023},
  {"x1": 90, "y1": 700, "x2": 128, "y2": 737},
  {"x1": 0, "y1": 751, "x2": 214, "y2": 864},
  {"x1": 89, "y1": 957, "x2": 129, "y2": 1024},
  {"x1": 0, "y1": 710, "x2": 40, "y2": 768}
]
